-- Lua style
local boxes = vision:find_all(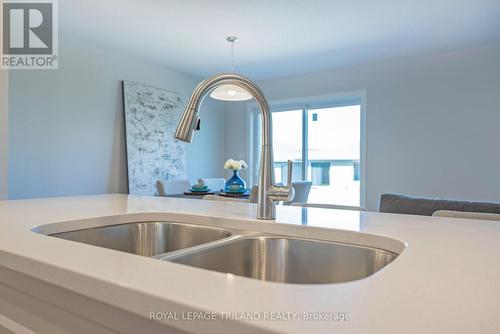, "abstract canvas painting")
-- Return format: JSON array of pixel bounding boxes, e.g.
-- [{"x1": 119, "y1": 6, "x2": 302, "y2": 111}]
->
[{"x1": 122, "y1": 81, "x2": 187, "y2": 195}]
